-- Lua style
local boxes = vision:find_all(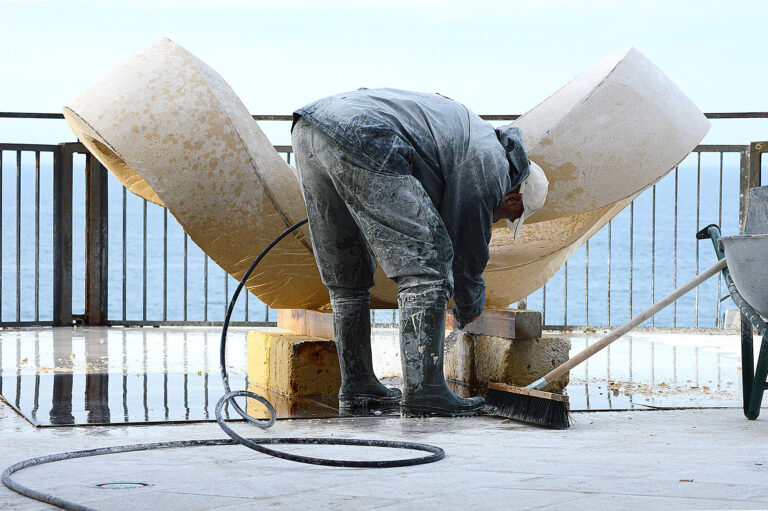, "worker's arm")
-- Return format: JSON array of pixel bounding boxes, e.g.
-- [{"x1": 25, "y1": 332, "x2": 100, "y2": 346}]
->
[{"x1": 441, "y1": 147, "x2": 509, "y2": 330}]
